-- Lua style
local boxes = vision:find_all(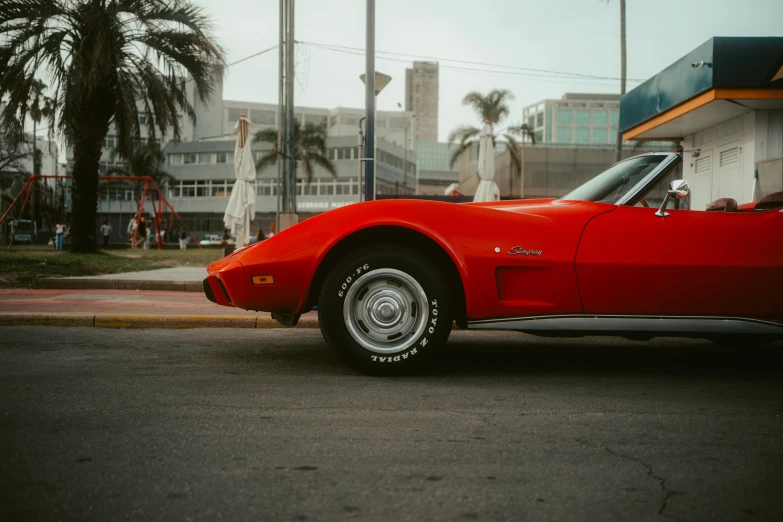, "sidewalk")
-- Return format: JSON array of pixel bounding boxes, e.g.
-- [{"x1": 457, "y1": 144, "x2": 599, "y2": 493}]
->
[
  {"x1": 39, "y1": 267, "x2": 206, "y2": 292},
  {"x1": 0, "y1": 289, "x2": 319, "y2": 329}
]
